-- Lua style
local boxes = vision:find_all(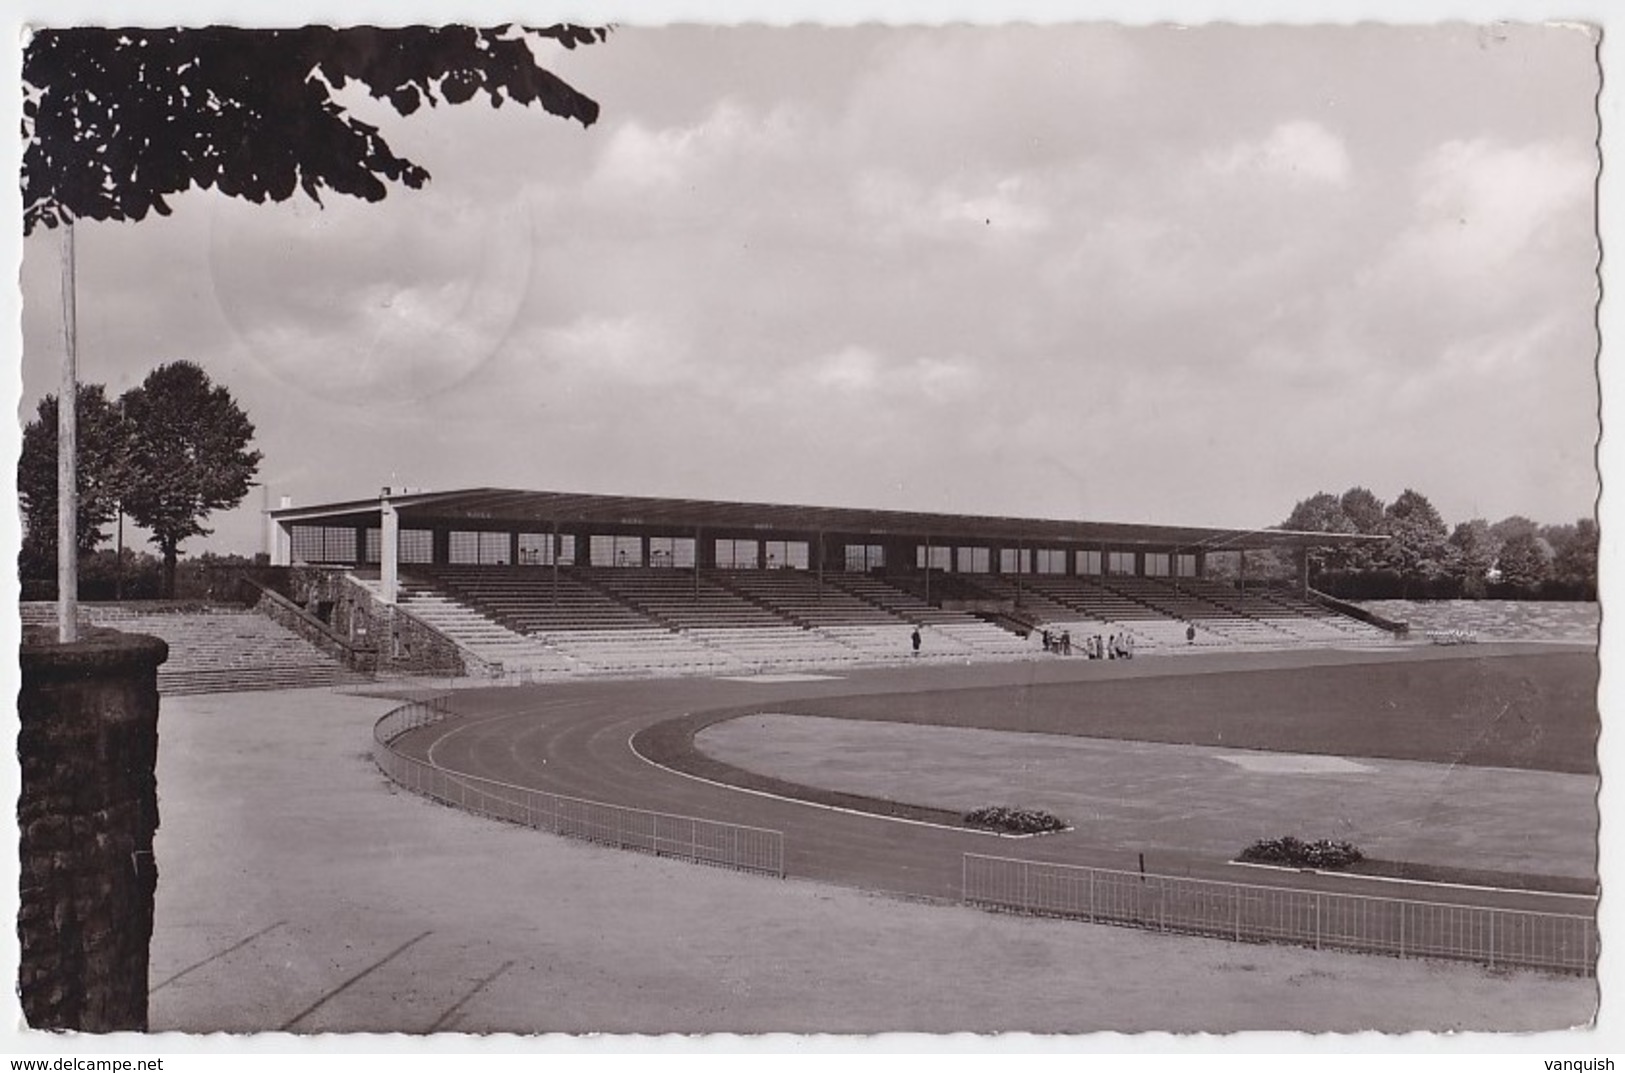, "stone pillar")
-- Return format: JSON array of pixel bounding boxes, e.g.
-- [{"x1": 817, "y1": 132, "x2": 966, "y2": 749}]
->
[
  {"x1": 271, "y1": 520, "x2": 293, "y2": 567},
  {"x1": 18, "y1": 630, "x2": 169, "y2": 1032},
  {"x1": 379, "y1": 498, "x2": 399, "y2": 604}
]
